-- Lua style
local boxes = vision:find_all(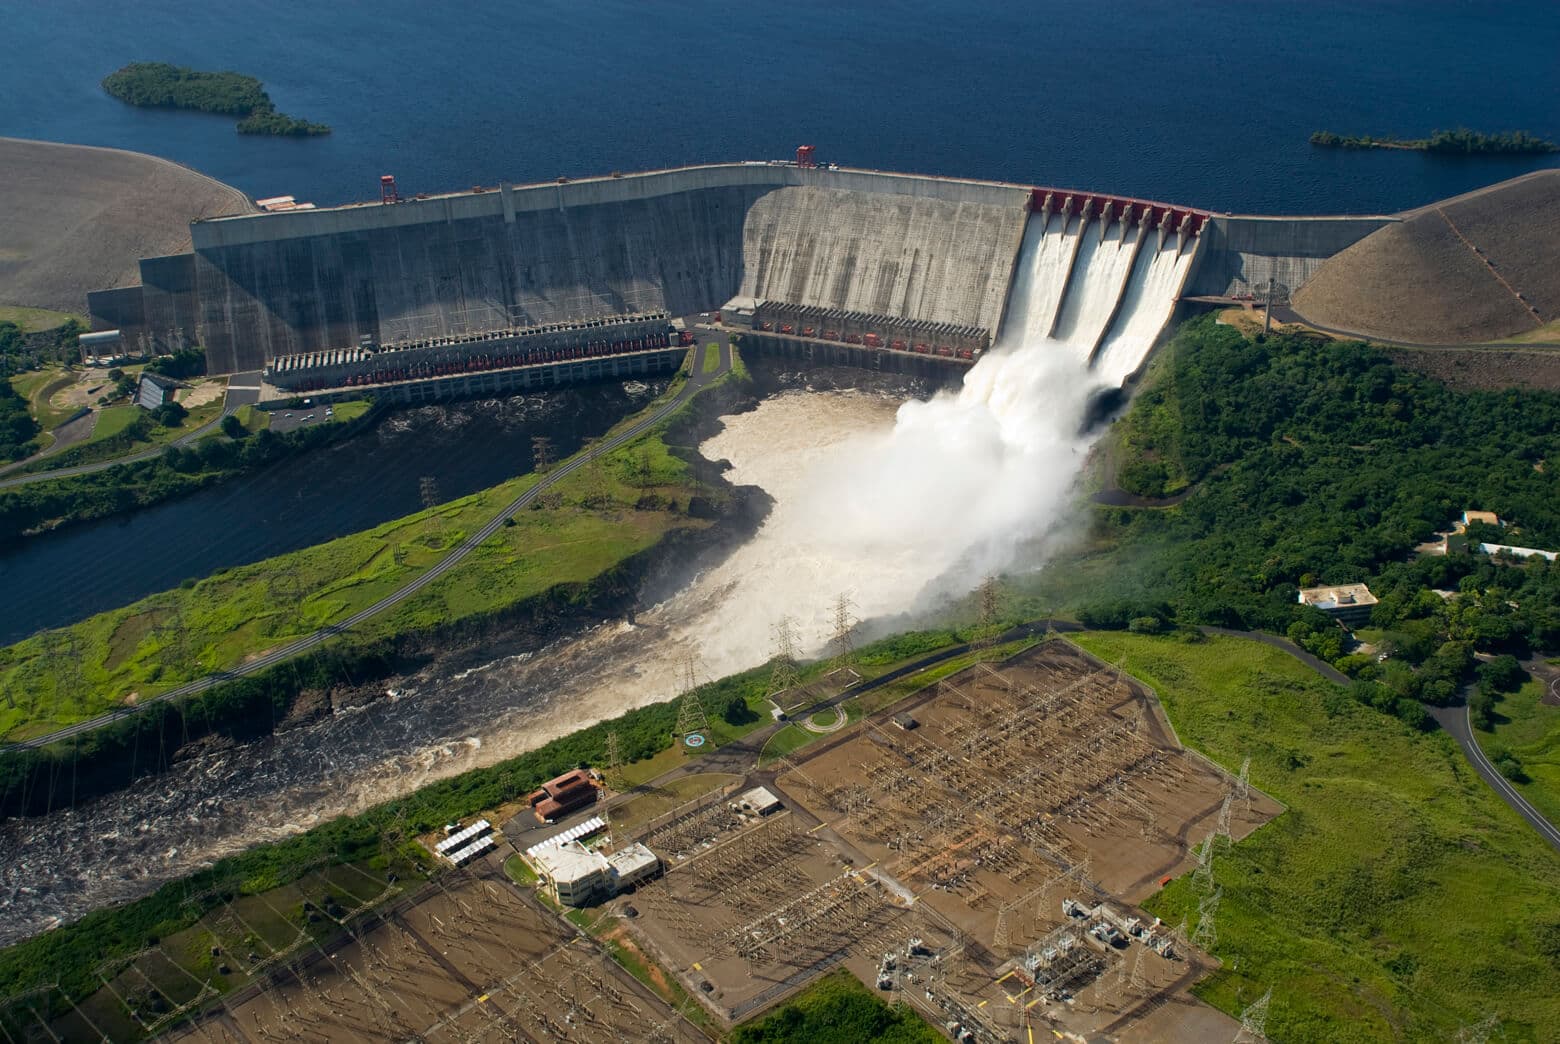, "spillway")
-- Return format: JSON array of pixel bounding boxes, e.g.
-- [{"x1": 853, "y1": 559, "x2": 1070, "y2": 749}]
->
[
  {"x1": 1000, "y1": 212, "x2": 1077, "y2": 348},
  {"x1": 1092, "y1": 240, "x2": 1197, "y2": 385},
  {"x1": 1049, "y1": 221, "x2": 1144, "y2": 360}
]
